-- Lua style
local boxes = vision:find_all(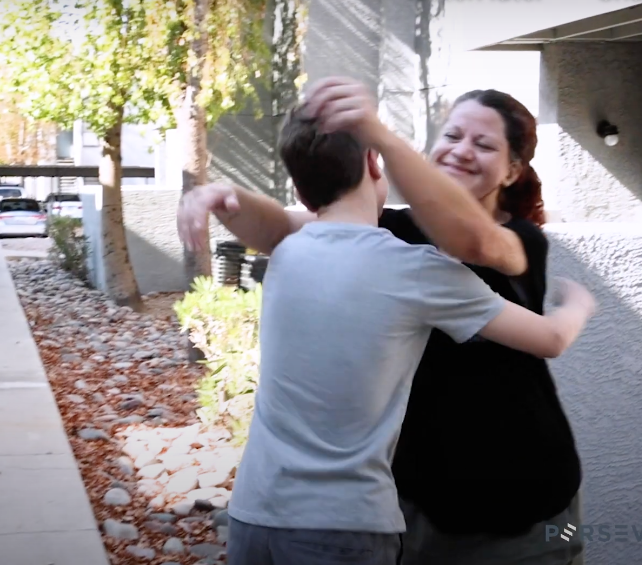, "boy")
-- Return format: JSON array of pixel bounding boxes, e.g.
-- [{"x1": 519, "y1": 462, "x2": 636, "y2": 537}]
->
[{"x1": 178, "y1": 78, "x2": 595, "y2": 565}]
